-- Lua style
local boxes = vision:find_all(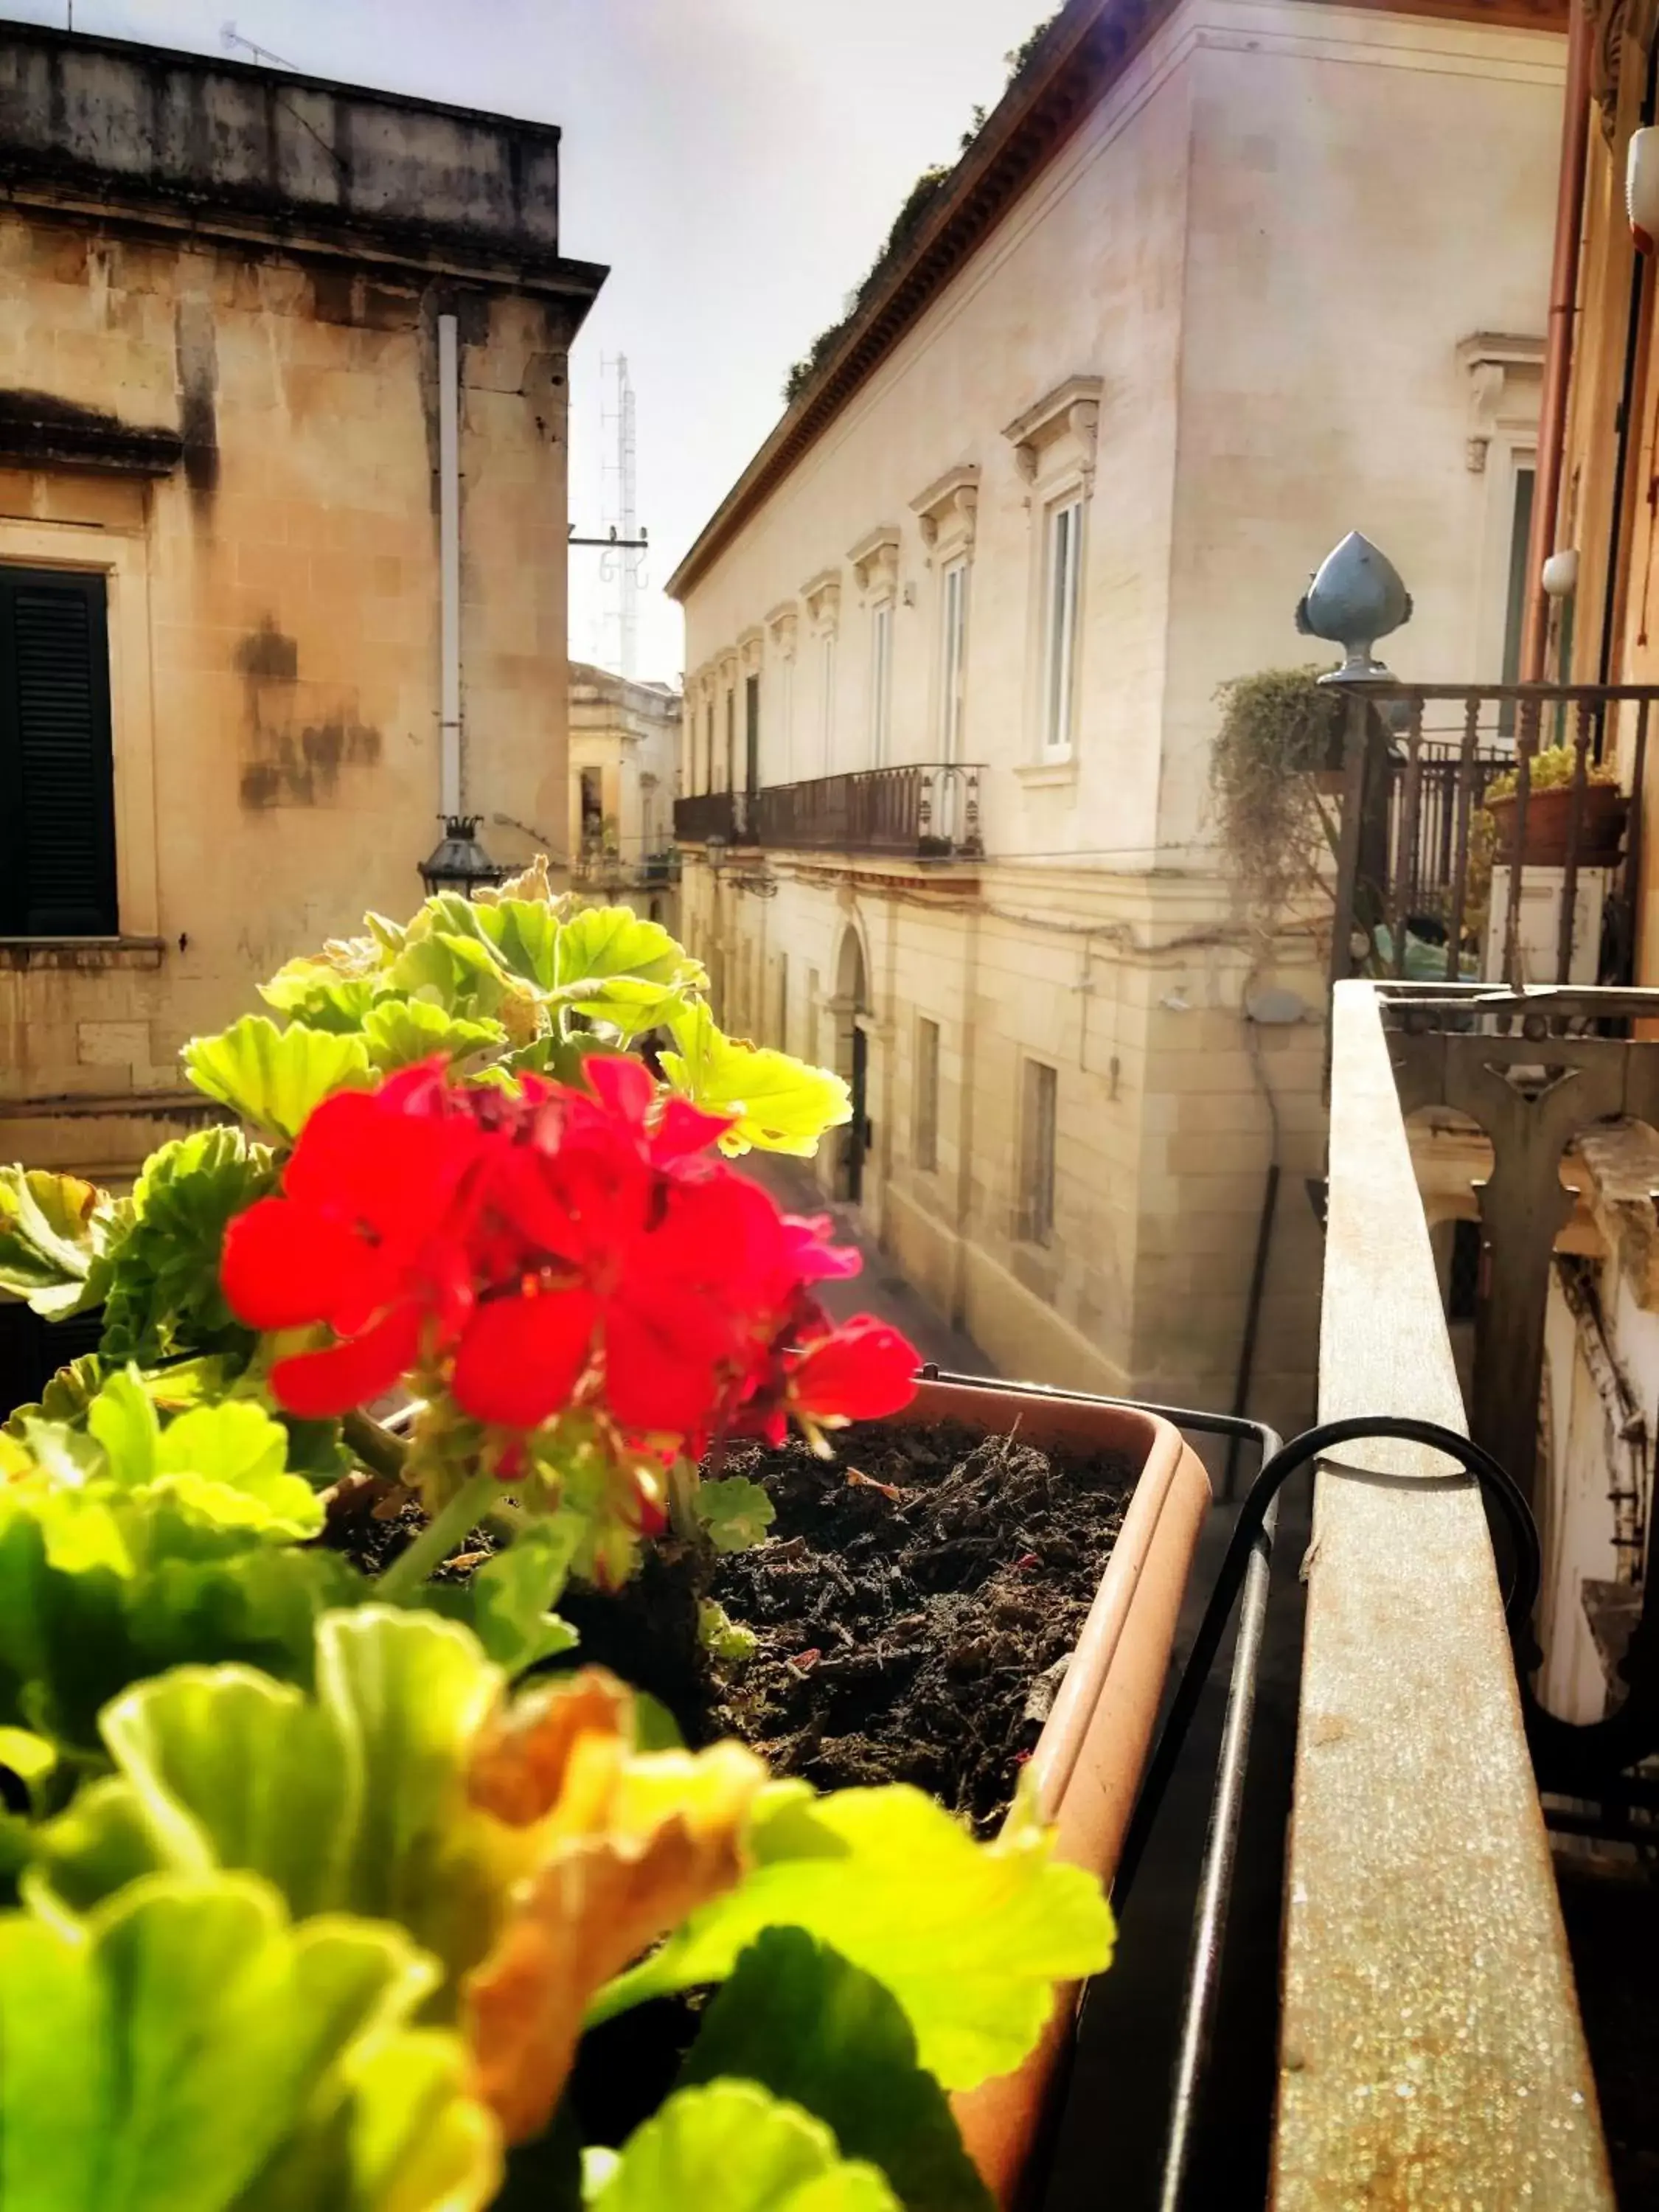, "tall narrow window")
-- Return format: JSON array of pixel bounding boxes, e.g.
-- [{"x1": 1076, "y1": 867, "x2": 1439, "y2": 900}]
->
[
  {"x1": 1041, "y1": 495, "x2": 1083, "y2": 757},
  {"x1": 914, "y1": 1016, "x2": 940, "y2": 1173},
  {"x1": 1018, "y1": 1058, "x2": 1057, "y2": 1245},
  {"x1": 869, "y1": 601, "x2": 893, "y2": 768},
  {"x1": 703, "y1": 700, "x2": 715, "y2": 793},
  {"x1": 0, "y1": 566, "x2": 116, "y2": 936},
  {"x1": 578, "y1": 765, "x2": 603, "y2": 855},
  {"x1": 724, "y1": 688, "x2": 736, "y2": 792},
  {"x1": 939, "y1": 558, "x2": 969, "y2": 762},
  {"x1": 1499, "y1": 463, "x2": 1536, "y2": 740},
  {"x1": 745, "y1": 672, "x2": 761, "y2": 794},
  {"x1": 821, "y1": 634, "x2": 837, "y2": 774}
]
